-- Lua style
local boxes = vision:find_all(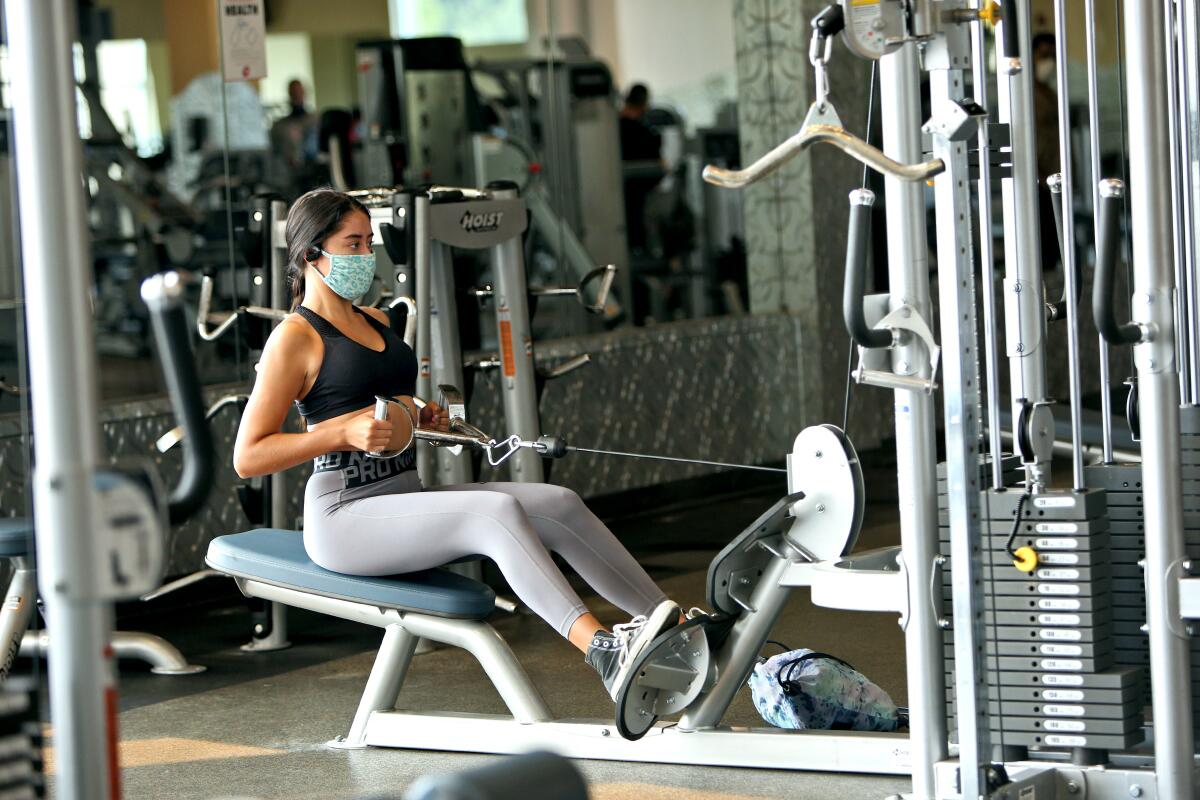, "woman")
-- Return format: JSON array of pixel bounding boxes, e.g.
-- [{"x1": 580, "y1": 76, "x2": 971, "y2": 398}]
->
[{"x1": 233, "y1": 188, "x2": 679, "y2": 702}]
